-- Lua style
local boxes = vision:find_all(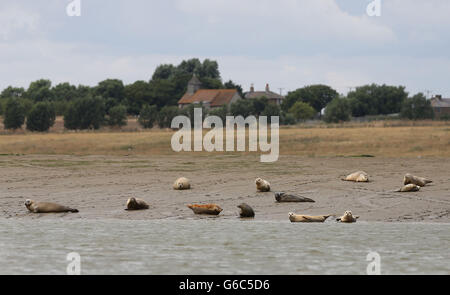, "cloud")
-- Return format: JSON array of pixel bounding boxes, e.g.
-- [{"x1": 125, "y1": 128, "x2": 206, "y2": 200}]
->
[{"x1": 0, "y1": 4, "x2": 40, "y2": 41}]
